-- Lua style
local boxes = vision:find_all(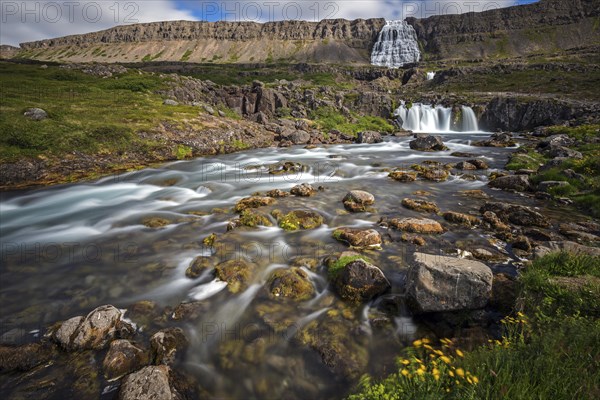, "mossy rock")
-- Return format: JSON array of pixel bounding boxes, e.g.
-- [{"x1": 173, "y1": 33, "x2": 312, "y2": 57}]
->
[
  {"x1": 401, "y1": 198, "x2": 440, "y2": 213},
  {"x1": 186, "y1": 256, "x2": 218, "y2": 279},
  {"x1": 332, "y1": 228, "x2": 382, "y2": 250},
  {"x1": 267, "y1": 267, "x2": 315, "y2": 301},
  {"x1": 389, "y1": 171, "x2": 417, "y2": 182},
  {"x1": 215, "y1": 259, "x2": 257, "y2": 294},
  {"x1": 234, "y1": 196, "x2": 276, "y2": 212},
  {"x1": 278, "y1": 210, "x2": 324, "y2": 231},
  {"x1": 142, "y1": 217, "x2": 171, "y2": 228},
  {"x1": 228, "y1": 210, "x2": 273, "y2": 230}
]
